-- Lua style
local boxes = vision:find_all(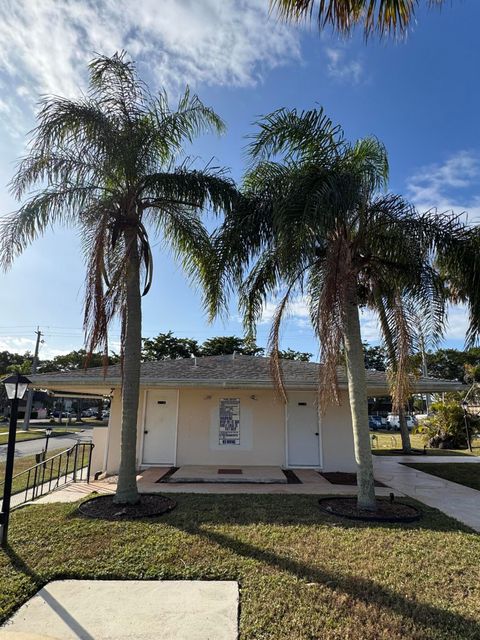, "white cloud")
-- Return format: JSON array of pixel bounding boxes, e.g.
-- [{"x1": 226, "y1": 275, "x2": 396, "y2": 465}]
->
[
  {"x1": 0, "y1": 0, "x2": 300, "y2": 134},
  {"x1": 0, "y1": 336, "x2": 69, "y2": 359},
  {"x1": 259, "y1": 296, "x2": 310, "y2": 326},
  {"x1": 325, "y1": 46, "x2": 364, "y2": 84},
  {"x1": 405, "y1": 151, "x2": 480, "y2": 224},
  {"x1": 0, "y1": 337, "x2": 35, "y2": 353},
  {"x1": 402, "y1": 152, "x2": 480, "y2": 347},
  {"x1": 443, "y1": 305, "x2": 470, "y2": 343},
  {"x1": 359, "y1": 310, "x2": 381, "y2": 344}
]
